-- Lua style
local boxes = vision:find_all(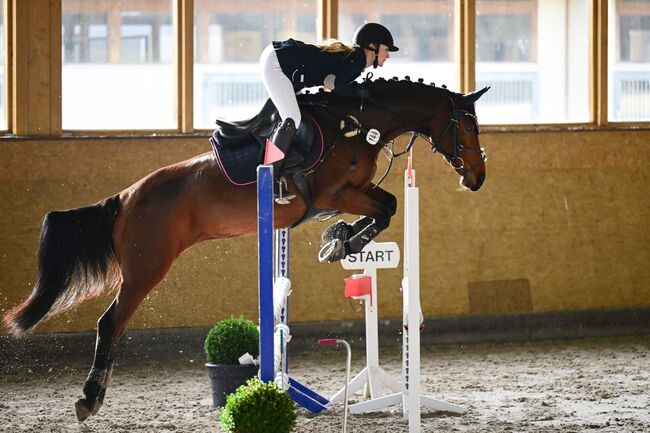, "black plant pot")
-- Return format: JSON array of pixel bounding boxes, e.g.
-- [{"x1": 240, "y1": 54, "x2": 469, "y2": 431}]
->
[{"x1": 206, "y1": 363, "x2": 258, "y2": 407}]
